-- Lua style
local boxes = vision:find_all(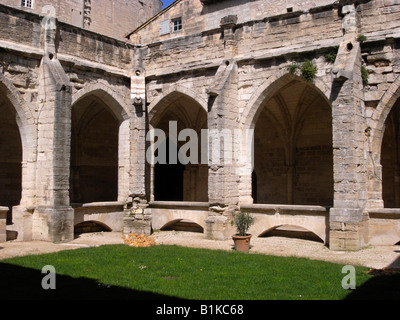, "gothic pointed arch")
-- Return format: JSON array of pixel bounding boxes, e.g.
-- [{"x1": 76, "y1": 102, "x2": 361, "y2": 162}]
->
[
  {"x1": 70, "y1": 83, "x2": 131, "y2": 204},
  {"x1": 242, "y1": 72, "x2": 333, "y2": 206},
  {"x1": 148, "y1": 85, "x2": 208, "y2": 203},
  {"x1": 369, "y1": 75, "x2": 400, "y2": 208},
  {"x1": 0, "y1": 73, "x2": 36, "y2": 162},
  {"x1": 0, "y1": 73, "x2": 37, "y2": 224},
  {"x1": 148, "y1": 85, "x2": 208, "y2": 127},
  {"x1": 239, "y1": 71, "x2": 331, "y2": 131},
  {"x1": 72, "y1": 83, "x2": 130, "y2": 124}
]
